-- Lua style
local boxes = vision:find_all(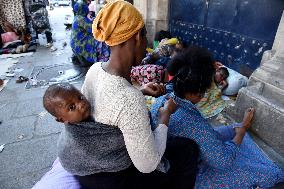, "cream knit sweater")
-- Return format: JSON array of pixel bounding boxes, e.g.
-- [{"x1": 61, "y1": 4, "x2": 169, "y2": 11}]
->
[{"x1": 81, "y1": 62, "x2": 168, "y2": 173}]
